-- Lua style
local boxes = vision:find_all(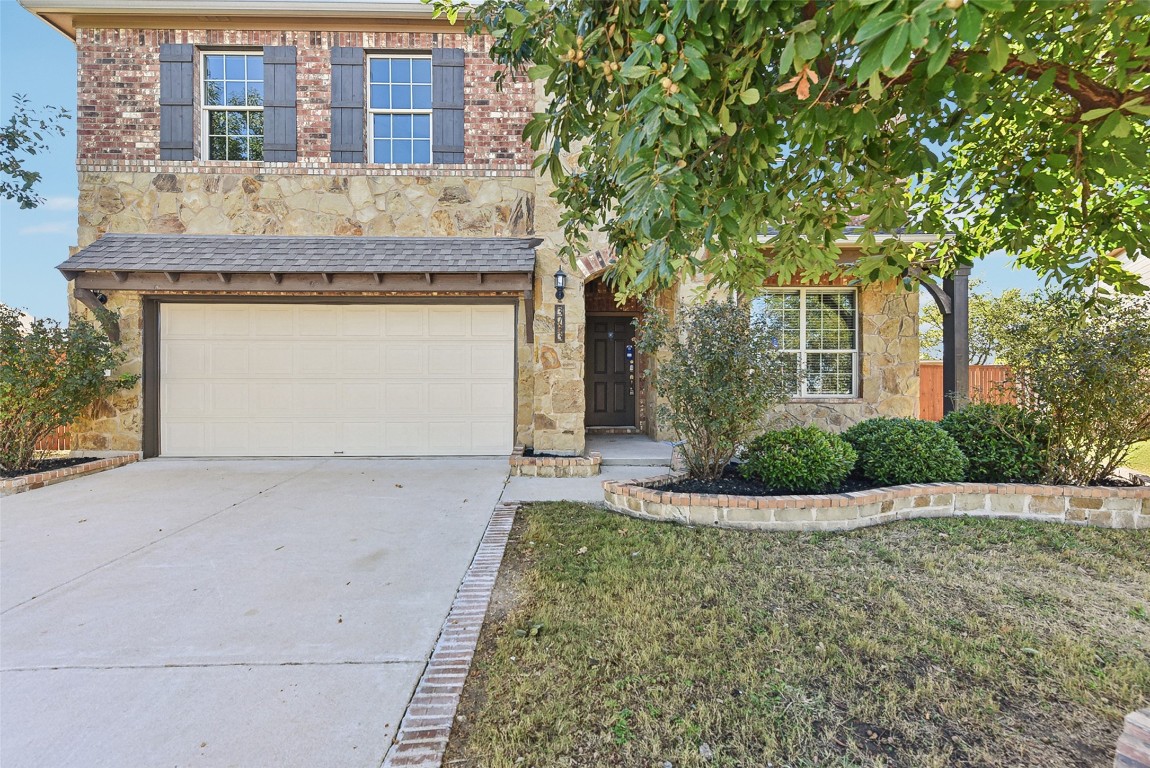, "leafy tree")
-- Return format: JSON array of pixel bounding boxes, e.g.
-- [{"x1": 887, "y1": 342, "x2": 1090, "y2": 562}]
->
[
  {"x1": 0, "y1": 306, "x2": 136, "y2": 472},
  {"x1": 1, "y1": 94, "x2": 71, "y2": 209},
  {"x1": 996, "y1": 292, "x2": 1150, "y2": 485},
  {"x1": 636, "y1": 298, "x2": 796, "y2": 480},
  {"x1": 919, "y1": 280, "x2": 1028, "y2": 362},
  {"x1": 437, "y1": 0, "x2": 1150, "y2": 295}
]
